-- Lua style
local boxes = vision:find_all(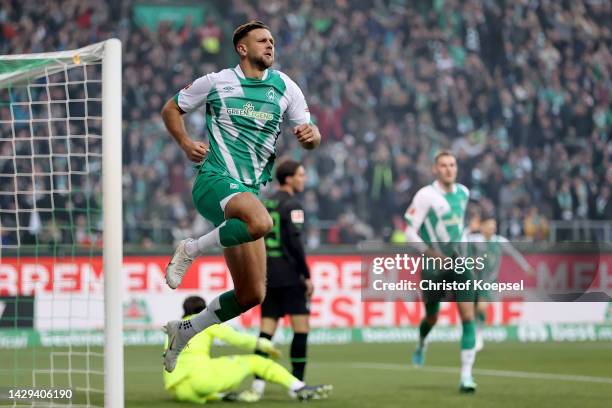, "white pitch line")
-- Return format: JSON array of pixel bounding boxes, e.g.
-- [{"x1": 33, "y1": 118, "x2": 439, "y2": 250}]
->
[
  {"x1": 345, "y1": 362, "x2": 612, "y2": 385},
  {"x1": 119, "y1": 361, "x2": 612, "y2": 385}
]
